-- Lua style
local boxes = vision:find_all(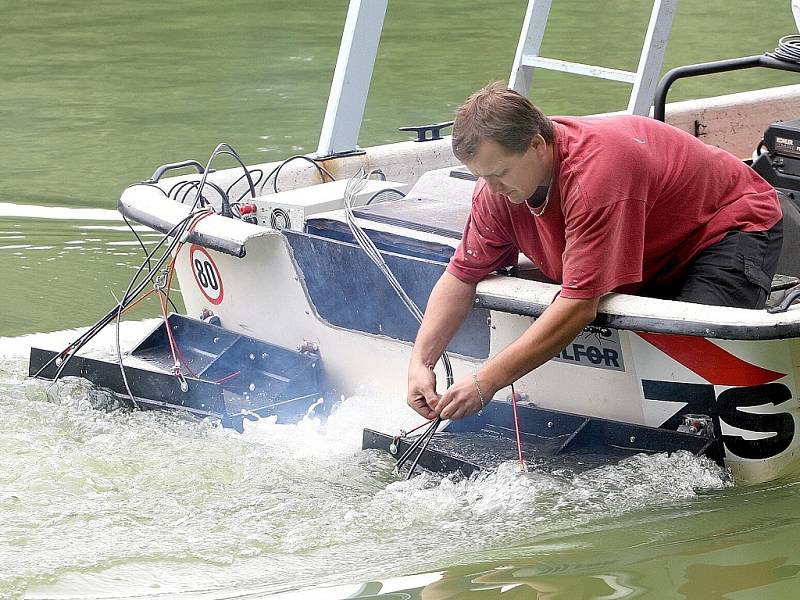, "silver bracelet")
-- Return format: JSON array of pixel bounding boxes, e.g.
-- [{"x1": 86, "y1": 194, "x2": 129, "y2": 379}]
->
[{"x1": 472, "y1": 372, "x2": 486, "y2": 409}]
